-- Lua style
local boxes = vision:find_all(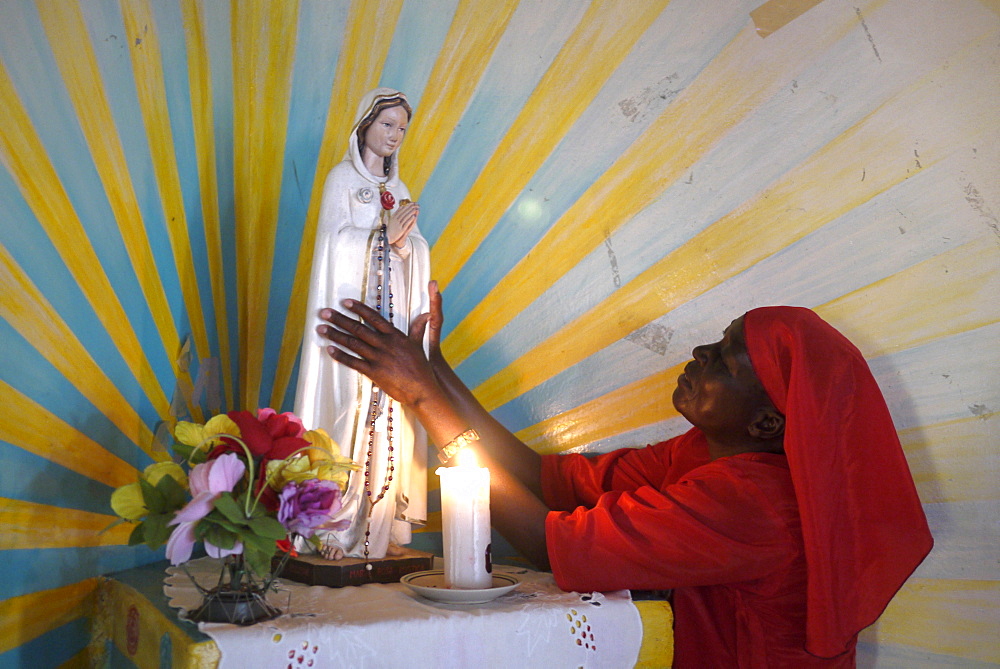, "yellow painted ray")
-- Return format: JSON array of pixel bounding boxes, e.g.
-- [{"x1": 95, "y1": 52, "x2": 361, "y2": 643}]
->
[
  {"x1": 440, "y1": 3, "x2": 859, "y2": 366},
  {"x1": 472, "y1": 38, "x2": 997, "y2": 412},
  {"x1": 180, "y1": 0, "x2": 234, "y2": 410},
  {"x1": 0, "y1": 497, "x2": 133, "y2": 550},
  {"x1": 0, "y1": 380, "x2": 138, "y2": 489},
  {"x1": 817, "y1": 238, "x2": 1000, "y2": 358},
  {"x1": 516, "y1": 363, "x2": 685, "y2": 455},
  {"x1": 865, "y1": 577, "x2": 1000, "y2": 663},
  {"x1": 418, "y1": 510, "x2": 442, "y2": 534},
  {"x1": 119, "y1": 0, "x2": 210, "y2": 421},
  {"x1": 230, "y1": 0, "x2": 300, "y2": 409},
  {"x1": 57, "y1": 648, "x2": 89, "y2": 669},
  {"x1": 430, "y1": 0, "x2": 671, "y2": 291},
  {"x1": 0, "y1": 579, "x2": 96, "y2": 655},
  {"x1": 0, "y1": 255, "x2": 159, "y2": 462},
  {"x1": 900, "y1": 413, "x2": 999, "y2": 504},
  {"x1": 36, "y1": 1, "x2": 202, "y2": 420},
  {"x1": 976, "y1": 0, "x2": 1000, "y2": 17},
  {"x1": 424, "y1": 462, "x2": 443, "y2": 495},
  {"x1": 0, "y1": 61, "x2": 171, "y2": 424},
  {"x1": 399, "y1": 0, "x2": 520, "y2": 197},
  {"x1": 270, "y1": 0, "x2": 405, "y2": 409}
]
